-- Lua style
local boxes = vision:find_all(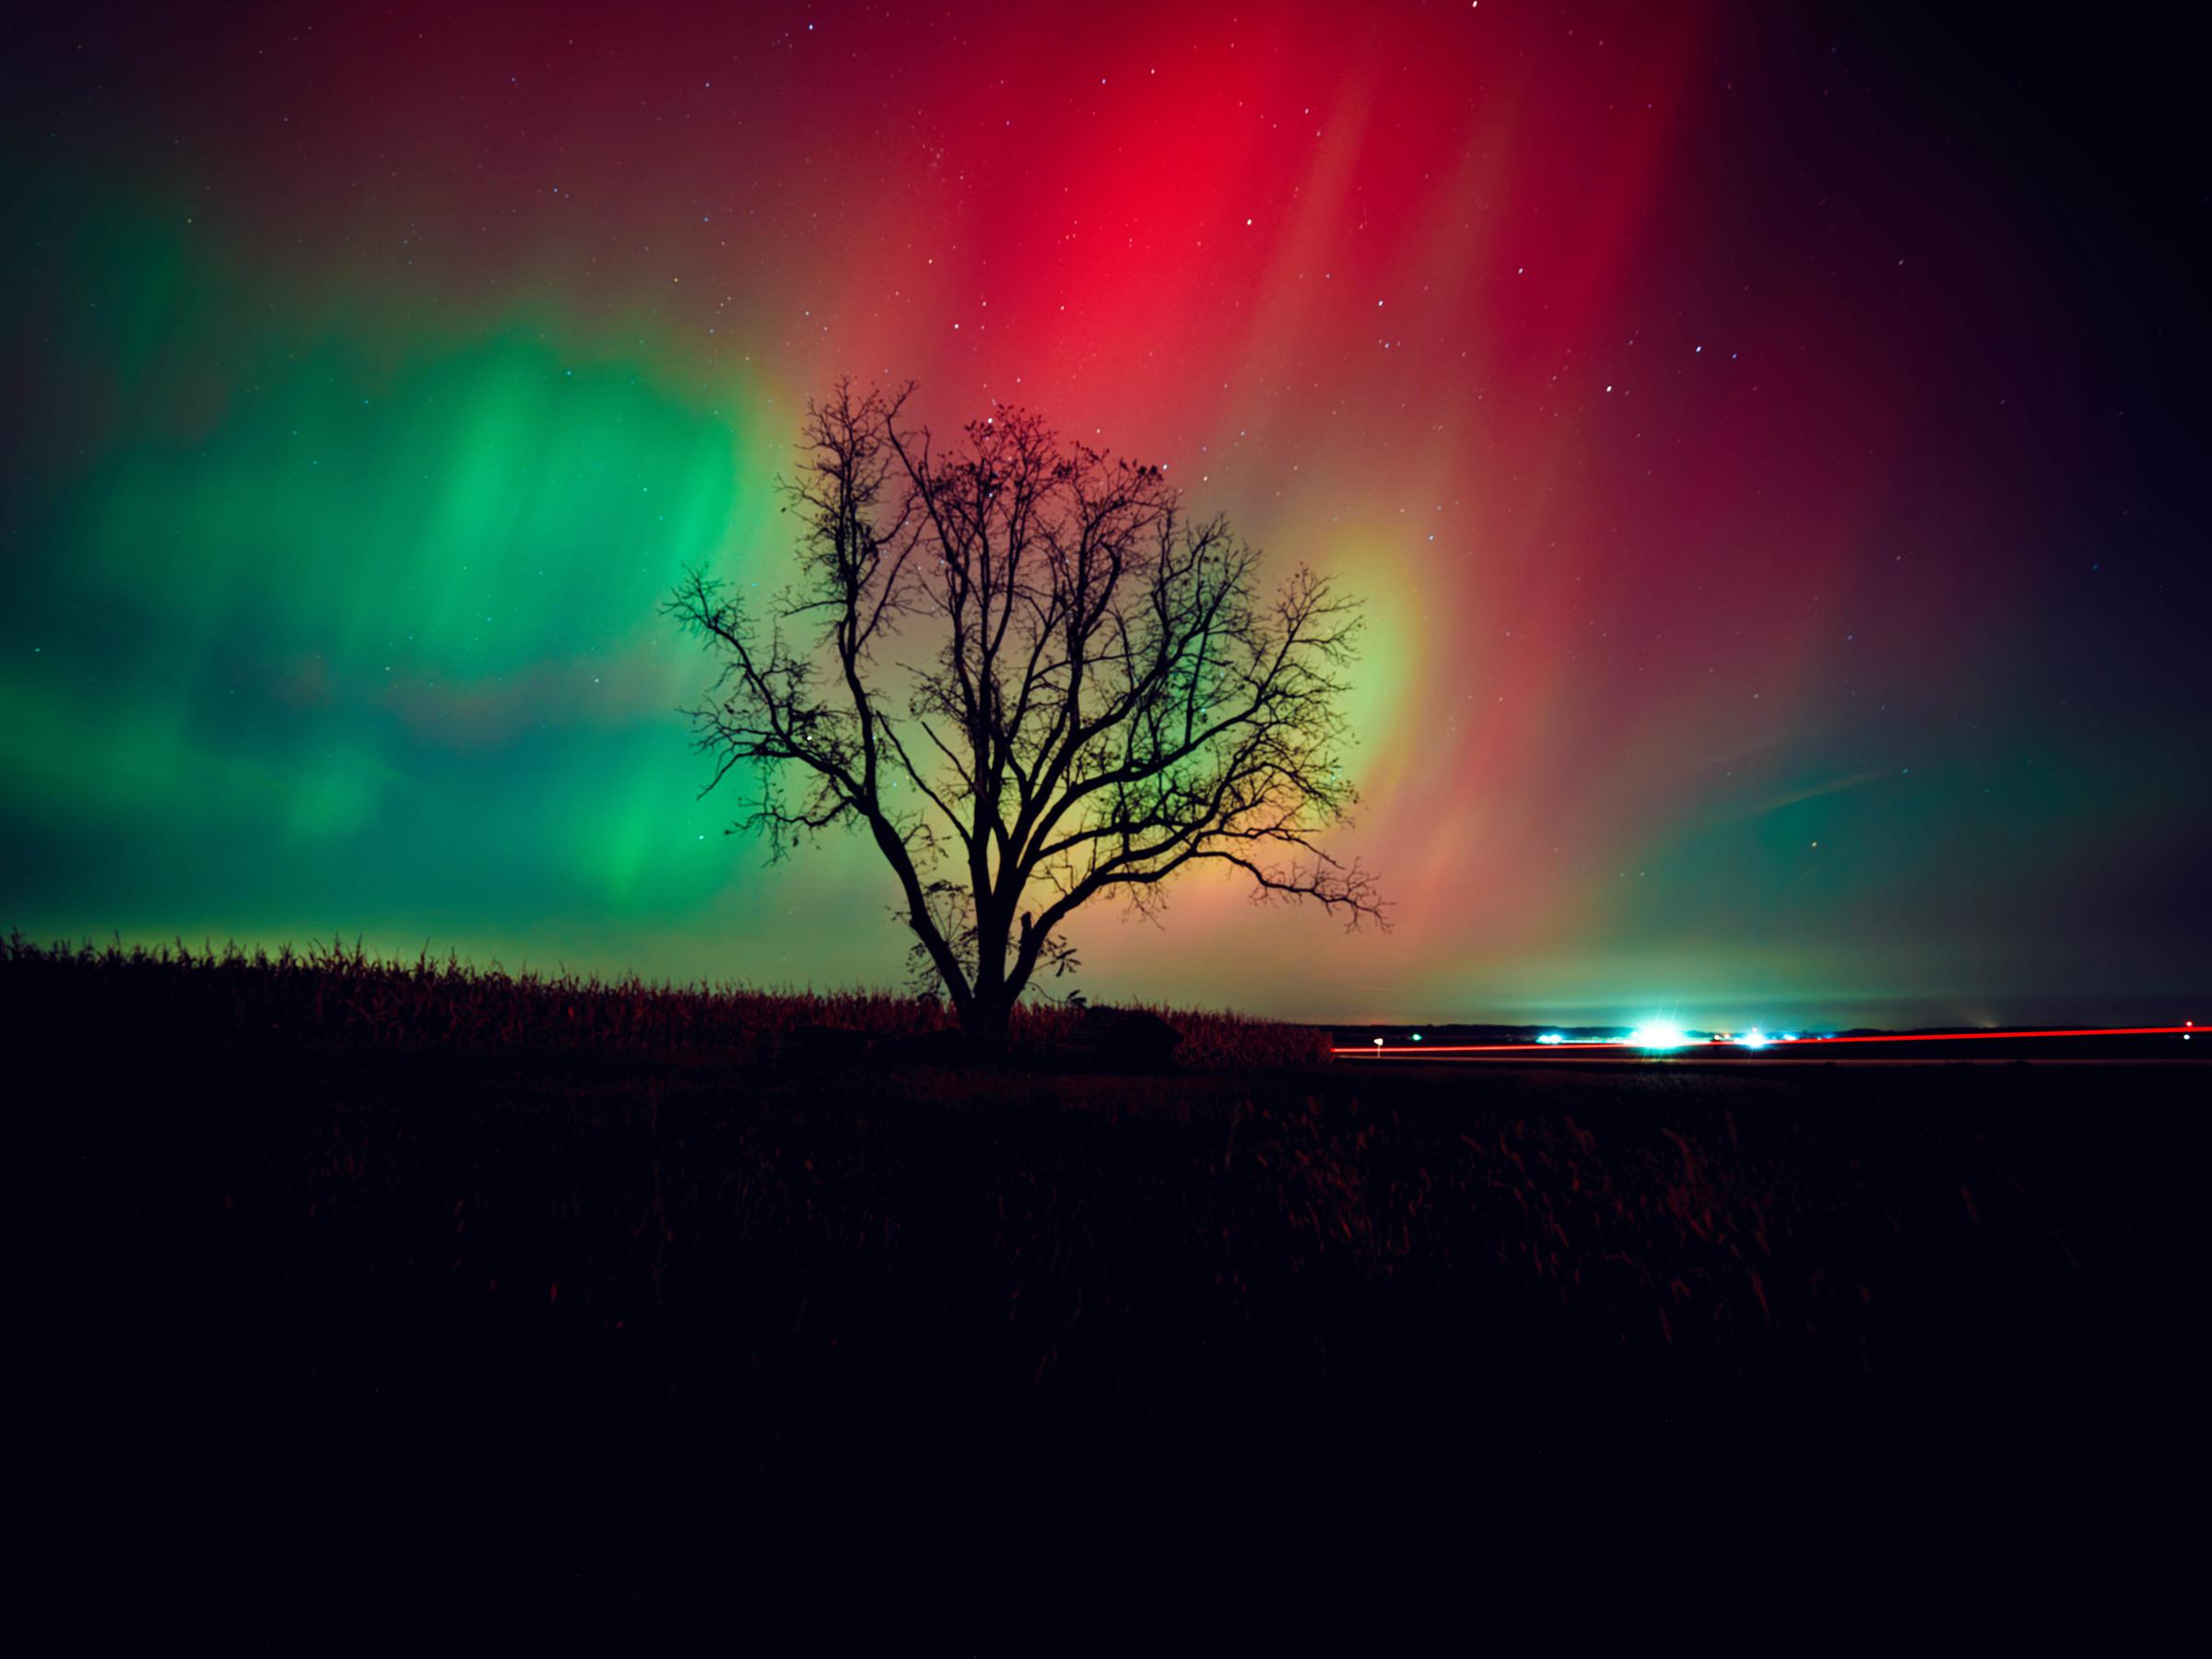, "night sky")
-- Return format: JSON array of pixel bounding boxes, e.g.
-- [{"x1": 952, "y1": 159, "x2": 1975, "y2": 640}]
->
[{"x1": 4, "y1": 1, "x2": 2205, "y2": 1028}]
